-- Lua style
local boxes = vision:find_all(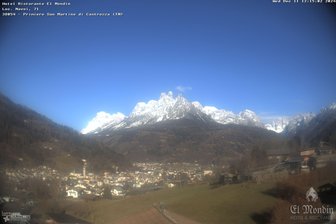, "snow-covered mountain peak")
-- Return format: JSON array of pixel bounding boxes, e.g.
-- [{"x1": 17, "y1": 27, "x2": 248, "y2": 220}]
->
[
  {"x1": 82, "y1": 91, "x2": 308, "y2": 135},
  {"x1": 239, "y1": 109, "x2": 258, "y2": 121},
  {"x1": 160, "y1": 91, "x2": 174, "y2": 99},
  {"x1": 326, "y1": 103, "x2": 336, "y2": 110},
  {"x1": 242, "y1": 109, "x2": 254, "y2": 114},
  {"x1": 239, "y1": 109, "x2": 256, "y2": 116},
  {"x1": 81, "y1": 92, "x2": 270, "y2": 134},
  {"x1": 81, "y1": 111, "x2": 126, "y2": 134},
  {"x1": 193, "y1": 103, "x2": 264, "y2": 126},
  {"x1": 192, "y1": 101, "x2": 203, "y2": 110},
  {"x1": 130, "y1": 92, "x2": 188, "y2": 119},
  {"x1": 264, "y1": 117, "x2": 290, "y2": 133},
  {"x1": 237, "y1": 109, "x2": 264, "y2": 127},
  {"x1": 199, "y1": 106, "x2": 236, "y2": 124},
  {"x1": 283, "y1": 113, "x2": 315, "y2": 135},
  {"x1": 202, "y1": 106, "x2": 219, "y2": 113}
]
